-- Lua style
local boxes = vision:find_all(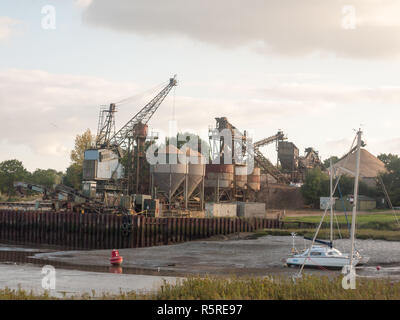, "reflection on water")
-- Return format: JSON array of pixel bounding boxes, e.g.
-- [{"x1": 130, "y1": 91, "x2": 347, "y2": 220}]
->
[{"x1": 0, "y1": 248, "x2": 185, "y2": 277}]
